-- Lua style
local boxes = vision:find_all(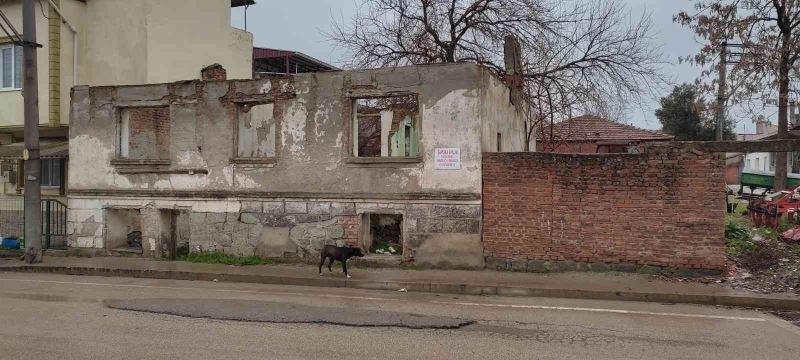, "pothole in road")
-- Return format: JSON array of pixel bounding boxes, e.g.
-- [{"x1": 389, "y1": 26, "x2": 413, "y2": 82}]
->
[
  {"x1": 772, "y1": 312, "x2": 800, "y2": 328},
  {"x1": 104, "y1": 298, "x2": 474, "y2": 329}
]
